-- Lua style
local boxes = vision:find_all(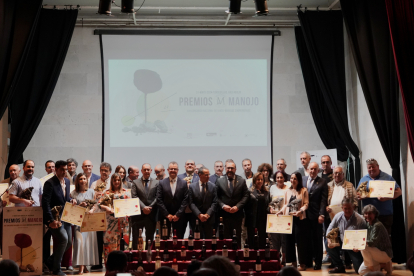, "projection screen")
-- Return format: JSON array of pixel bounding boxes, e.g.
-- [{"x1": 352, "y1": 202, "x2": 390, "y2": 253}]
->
[{"x1": 99, "y1": 30, "x2": 275, "y2": 173}]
